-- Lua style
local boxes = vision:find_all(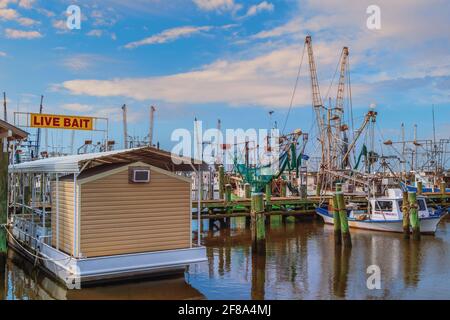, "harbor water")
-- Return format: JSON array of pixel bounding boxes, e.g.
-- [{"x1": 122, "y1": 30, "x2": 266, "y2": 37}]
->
[{"x1": 1, "y1": 216, "x2": 450, "y2": 300}]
